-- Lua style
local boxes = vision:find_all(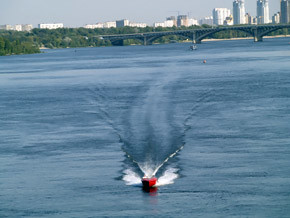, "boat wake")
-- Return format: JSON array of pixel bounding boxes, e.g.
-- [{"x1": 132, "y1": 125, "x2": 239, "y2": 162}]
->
[
  {"x1": 123, "y1": 167, "x2": 180, "y2": 187},
  {"x1": 122, "y1": 145, "x2": 183, "y2": 186},
  {"x1": 86, "y1": 72, "x2": 214, "y2": 188}
]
